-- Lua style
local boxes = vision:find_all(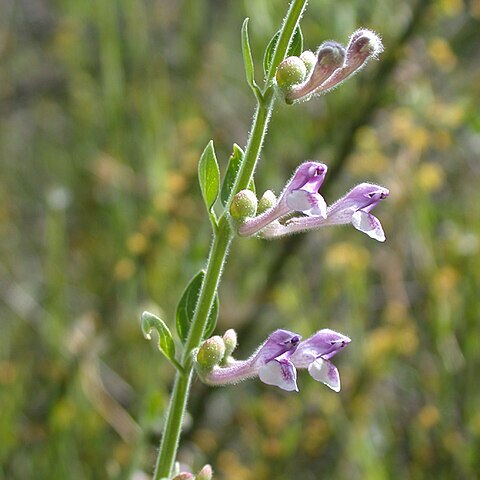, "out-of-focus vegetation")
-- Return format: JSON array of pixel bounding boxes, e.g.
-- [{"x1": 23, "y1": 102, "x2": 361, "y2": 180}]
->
[{"x1": 1, "y1": 0, "x2": 479, "y2": 478}]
